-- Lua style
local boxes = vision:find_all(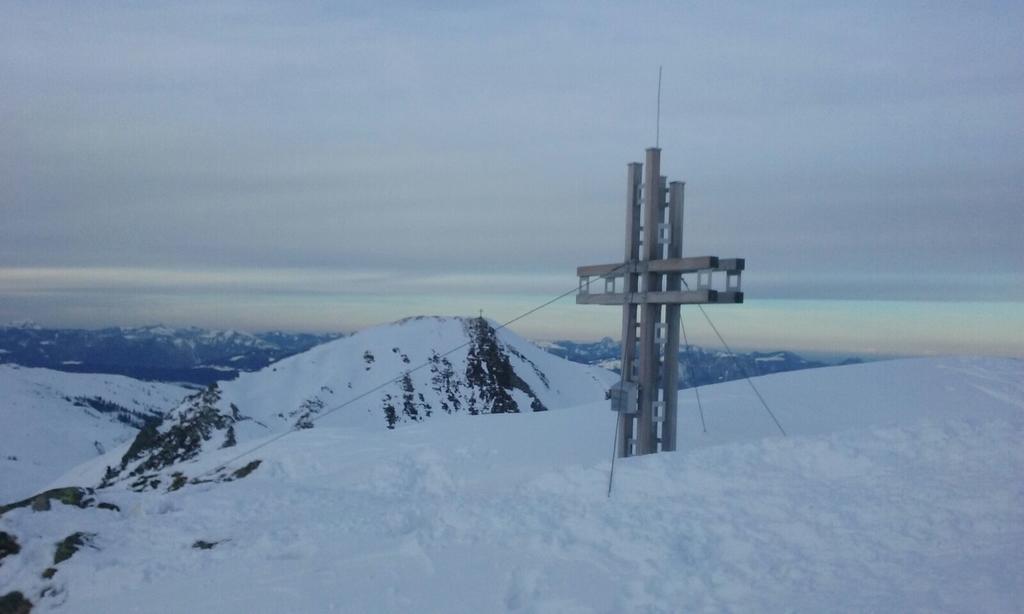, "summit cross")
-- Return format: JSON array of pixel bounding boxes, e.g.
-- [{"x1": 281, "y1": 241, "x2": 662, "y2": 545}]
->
[{"x1": 576, "y1": 147, "x2": 746, "y2": 457}]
